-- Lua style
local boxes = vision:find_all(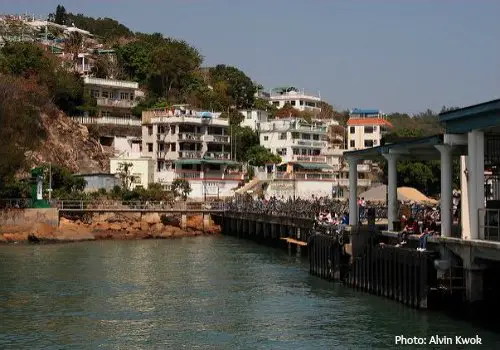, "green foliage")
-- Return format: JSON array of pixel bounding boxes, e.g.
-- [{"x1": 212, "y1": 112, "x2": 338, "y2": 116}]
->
[
  {"x1": 246, "y1": 145, "x2": 282, "y2": 166},
  {"x1": 231, "y1": 126, "x2": 260, "y2": 162},
  {"x1": 171, "y1": 178, "x2": 192, "y2": 200},
  {"x1": 209, "y1": 65, "x2": 256, "y2": 109},
  {"x1": 219, "y1": 109, "x2": 245, "y2": 126},
  {"x1": 41, "y1": 164, "x2": 86, "y2": 193},
  {"x1": 0, "y1": 75, "x2": 47, "y2": 194},
  {"x1": 54, "y1": 5, "x2": 68, "y2": 25},
  {"x1": 0, "y1": 42, "x2": 87, "y2": 115}
]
